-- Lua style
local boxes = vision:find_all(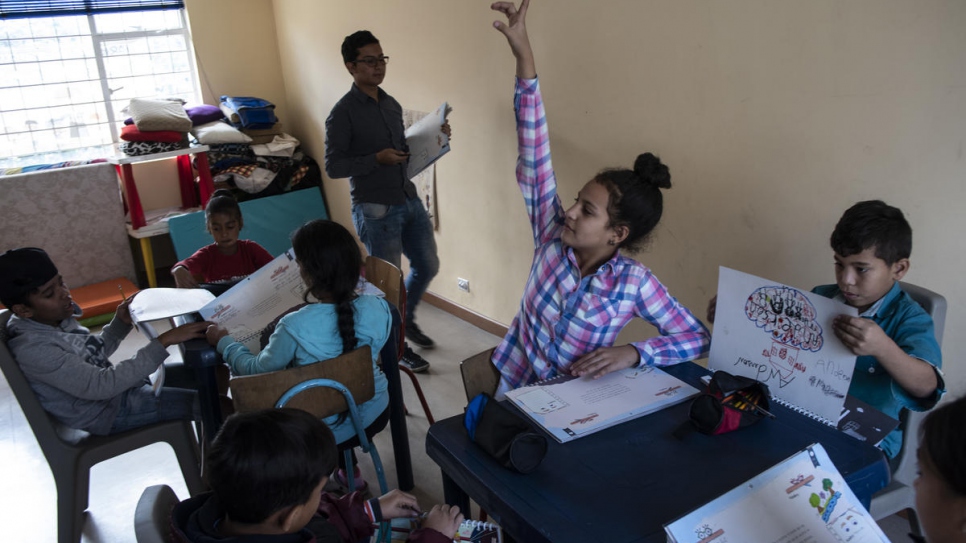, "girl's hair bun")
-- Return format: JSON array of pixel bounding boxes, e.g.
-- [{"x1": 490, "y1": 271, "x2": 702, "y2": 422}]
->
[
  {"x1": 633, "y1": 153, "x2": 671, "y2": 189},
  {"x1": 211, "y1": 188, "x2": 236, "y2": 200}
]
